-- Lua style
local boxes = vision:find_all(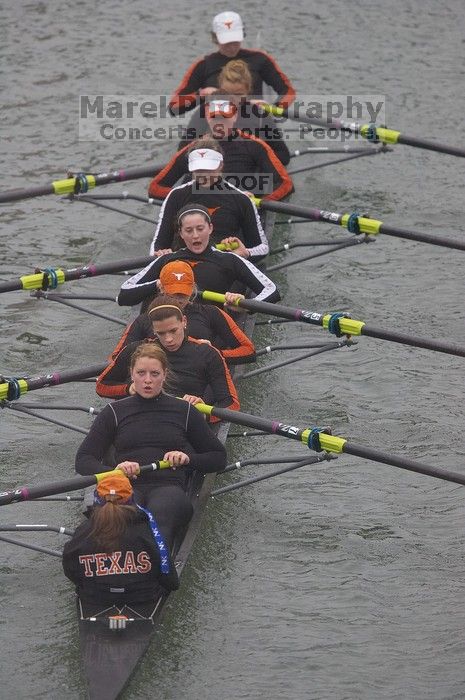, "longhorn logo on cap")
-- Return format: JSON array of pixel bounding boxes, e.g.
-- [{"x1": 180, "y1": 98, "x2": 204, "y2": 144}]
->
[{"x1": 172, "y1": 273, "x2": 185, "y2": 280}]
